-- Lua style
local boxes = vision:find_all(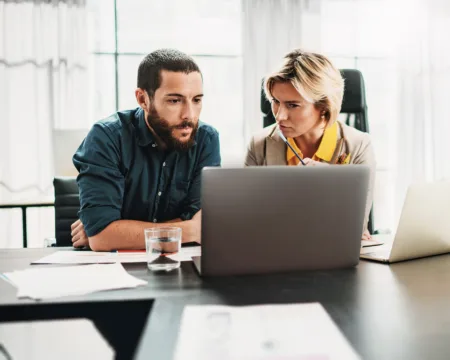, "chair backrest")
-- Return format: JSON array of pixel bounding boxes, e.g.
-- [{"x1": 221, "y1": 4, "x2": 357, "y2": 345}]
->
[
  {"x1": 260, "y1": 69, "x2": 374, "y2": 233},
  {"x1": 340, "y1": 69, "x2": 369, "y2": 133},
  {"x1": 261, "y1": 80, "x2": 274, "y2": 128},
  {"x1": 53, "y1": 177, "x2": 80, "y2": 246}
]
